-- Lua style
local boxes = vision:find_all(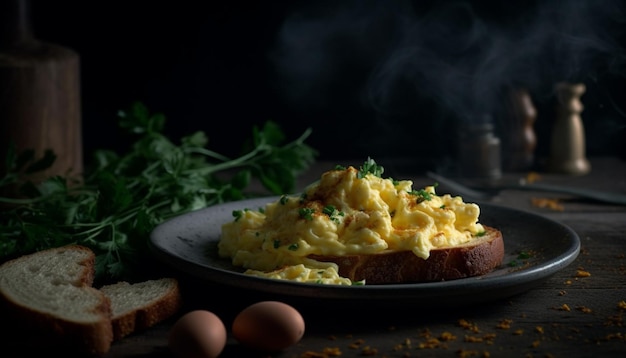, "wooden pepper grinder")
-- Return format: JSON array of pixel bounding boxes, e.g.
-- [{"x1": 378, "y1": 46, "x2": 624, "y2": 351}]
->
[
  {"x1": 547, "y1": 82, "x2": 591, "y2": 175},
  {"x1": 503, "y1": 87, "x2": 537, "y2": 172},
  {"x1": 0, "y1": 0, "x2": 83, "y2": 183}
]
